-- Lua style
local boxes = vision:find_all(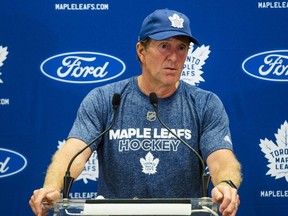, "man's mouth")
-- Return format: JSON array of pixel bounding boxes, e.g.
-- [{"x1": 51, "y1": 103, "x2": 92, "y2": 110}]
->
[{"x1": 165, "y1": 67, "x2": 177, "y2": 71}]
